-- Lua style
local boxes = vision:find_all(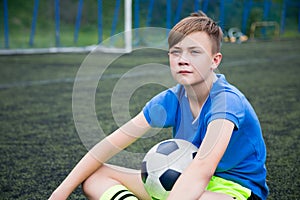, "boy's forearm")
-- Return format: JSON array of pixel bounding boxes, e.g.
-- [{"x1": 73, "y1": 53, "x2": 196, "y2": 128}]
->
[
  {"x1": 167, "y1": 161, "x2": 211, "y2": 200},
  {"x1": 167, "y1": 119, "x2": 234, "y2": 199}
]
